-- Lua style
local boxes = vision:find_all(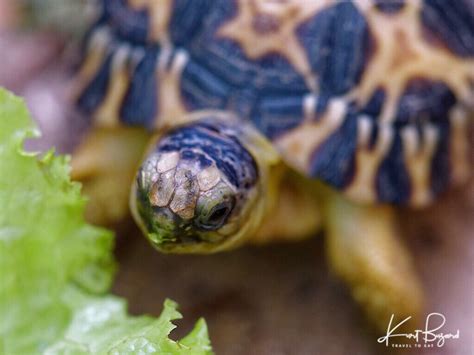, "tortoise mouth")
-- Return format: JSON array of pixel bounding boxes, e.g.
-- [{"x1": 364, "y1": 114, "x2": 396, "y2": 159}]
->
[
  {"x1": 148, "y1": 233, "x2": 224, "y2": 254},
  {"x1": 146, "y1": 225, "x2": 229, "y2": 255}
]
